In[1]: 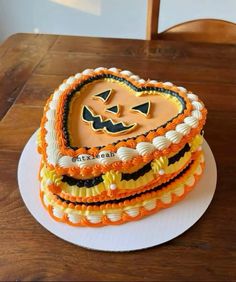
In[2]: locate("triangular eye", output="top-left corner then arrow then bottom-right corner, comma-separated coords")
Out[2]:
106,105 -> 120,116
130,101 -> 151,118
92,89 -> 112,104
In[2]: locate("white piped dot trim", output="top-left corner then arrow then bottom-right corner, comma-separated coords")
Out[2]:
110,184 -> 117,190
130,75 -> 140,81
82,69 -> 93,75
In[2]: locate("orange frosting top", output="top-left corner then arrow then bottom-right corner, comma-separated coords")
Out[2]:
69,80 -> 180,148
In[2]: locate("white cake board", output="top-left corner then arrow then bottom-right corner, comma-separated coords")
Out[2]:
18,132 -> 217,252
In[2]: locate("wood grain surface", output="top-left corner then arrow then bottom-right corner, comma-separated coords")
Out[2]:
0,33 -> 235,282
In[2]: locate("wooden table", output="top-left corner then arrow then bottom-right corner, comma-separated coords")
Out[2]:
0,33 -> 235,281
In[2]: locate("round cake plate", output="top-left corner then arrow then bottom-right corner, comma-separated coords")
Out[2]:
18,131 -> 217,252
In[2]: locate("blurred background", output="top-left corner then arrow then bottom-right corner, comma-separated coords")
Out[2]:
0,0 -> 236,42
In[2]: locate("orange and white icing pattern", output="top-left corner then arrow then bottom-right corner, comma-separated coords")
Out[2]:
37,67 -> 207,227
38,67 -> 207,177
39,135 -> 203,202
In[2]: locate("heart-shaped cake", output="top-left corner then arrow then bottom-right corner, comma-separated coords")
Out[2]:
37,67 -> 207,226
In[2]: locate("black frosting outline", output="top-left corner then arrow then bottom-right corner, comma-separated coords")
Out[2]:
121,162 -> 151,181
61,174 -> 103,188
168,143 -> 190,165
62,74 -> 187,149
56,160 -> 193,206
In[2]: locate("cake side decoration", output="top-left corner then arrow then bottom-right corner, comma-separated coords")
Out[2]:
37,67 -> 207,227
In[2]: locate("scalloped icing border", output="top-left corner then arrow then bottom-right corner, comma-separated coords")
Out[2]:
40,153 -> 205,227
40,147 -> 201,203
38,67 -> 207,177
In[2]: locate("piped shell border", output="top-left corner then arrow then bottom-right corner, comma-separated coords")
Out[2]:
39,67 -> 207,176
40,154 -> 205,227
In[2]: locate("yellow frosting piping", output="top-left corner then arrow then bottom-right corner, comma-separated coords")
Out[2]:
40,140 -> 203,197
41,152 -> 204,218
190,134 -> 203,152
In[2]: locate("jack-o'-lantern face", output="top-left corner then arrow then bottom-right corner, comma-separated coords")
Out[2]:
68,78 -> 182,148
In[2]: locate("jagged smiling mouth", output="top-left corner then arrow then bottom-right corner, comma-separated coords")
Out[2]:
82,105 -> 137,135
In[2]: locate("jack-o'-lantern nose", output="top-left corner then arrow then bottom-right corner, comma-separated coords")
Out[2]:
67,77 -> 181,148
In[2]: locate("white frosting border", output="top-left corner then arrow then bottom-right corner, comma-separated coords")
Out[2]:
42,67 -> 205,168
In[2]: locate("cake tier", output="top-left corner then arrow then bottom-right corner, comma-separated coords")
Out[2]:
40,151 -> 205,227
39,134 -> 203,202
37,67 -> 207,178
